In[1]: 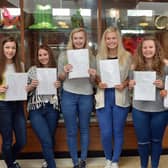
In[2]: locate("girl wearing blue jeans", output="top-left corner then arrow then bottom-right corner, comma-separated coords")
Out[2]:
27,44 -> 60,168
58,28 -> 96,168
129,36 -> 168,168
95,27 -> 132,168
0,36 -> 26,168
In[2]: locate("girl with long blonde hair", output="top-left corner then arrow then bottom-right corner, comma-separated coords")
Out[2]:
58,27 -> 96,168
95,27 -> 132,168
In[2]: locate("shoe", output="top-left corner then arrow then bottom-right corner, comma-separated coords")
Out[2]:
79,160 -> 86,168
73,165 -> 80,168
104,160 -> 112,168
111,162 -> 119,168
13,162 -> 21,168
42,161 -> 48,168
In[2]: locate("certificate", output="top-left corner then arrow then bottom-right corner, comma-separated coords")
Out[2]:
5,73 -> 27,101
134,71 -> 156,101
164,76 -> 168,108
67,49 -> 89,79
99,59 -> 121,88
37,68 -> 57,95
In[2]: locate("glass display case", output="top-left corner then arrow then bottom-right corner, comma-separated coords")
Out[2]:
0,1 -> 21,46
23,0 -> 98,69
103,1 -> 168,55
0,0 -> 168,153
1,0 -> 167,68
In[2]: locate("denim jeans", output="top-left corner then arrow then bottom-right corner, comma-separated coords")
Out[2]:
0,101 -> 27,168
132,108 -> 168,168
96,88 -> 129,162
61,90 -> 93,166
29,103 -> 59,168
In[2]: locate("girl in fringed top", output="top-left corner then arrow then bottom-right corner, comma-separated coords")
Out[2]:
26,44 -> 60,168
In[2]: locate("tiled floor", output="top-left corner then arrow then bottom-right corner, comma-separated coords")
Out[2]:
0,155 -> 168,168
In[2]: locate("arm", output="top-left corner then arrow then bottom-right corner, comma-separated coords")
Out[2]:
58,52 -> 72,81
129,79 -> 136,90
115,56 -> 133,91
26,66 -> 38,93
58,64 -> 73,81
88,68 -> 97,83
0,84 -> 8,93
153,79 -> 164,89
115,79 -> 129,92
160,89 -> 167,97
26,79 -> 39,92
54,80 -> 61,89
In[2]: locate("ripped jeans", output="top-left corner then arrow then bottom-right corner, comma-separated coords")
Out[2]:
132,108 -> 168,168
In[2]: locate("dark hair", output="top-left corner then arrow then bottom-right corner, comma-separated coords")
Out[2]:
0,36 -> 23,72
0,36 -> 23,83
35,44 -> 56,68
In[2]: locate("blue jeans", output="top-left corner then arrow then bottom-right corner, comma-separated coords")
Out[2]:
0,101 -> 26,168
96,88 -> 129,162
132,108 -> 168,168
61,90 -> 93,166
29,103 -> 59,168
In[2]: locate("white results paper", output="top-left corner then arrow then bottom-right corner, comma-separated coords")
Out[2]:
134,71 -> 156,101
99,59 -> 121,88
67,49 -> 89,79
5,73 -> 27,101
37,68 -> 57,95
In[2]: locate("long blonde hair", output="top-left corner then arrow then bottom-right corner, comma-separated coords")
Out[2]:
67,27 -> 89,50
98,27 -> 130,65
133,36 -> 165,76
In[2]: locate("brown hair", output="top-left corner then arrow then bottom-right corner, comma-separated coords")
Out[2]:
0,36 -> 23,84
133,35 -> 165,76
35,44 -> 56,68
0,36 -> 23,72
158,31 -> 168,59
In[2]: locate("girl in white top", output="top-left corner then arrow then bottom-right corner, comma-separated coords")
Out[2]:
0,36 -> 26,168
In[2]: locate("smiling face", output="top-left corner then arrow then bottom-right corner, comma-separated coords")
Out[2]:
105,32 -> 118,50
142,40 -> 156,60
72,31 -> 86,49
3,41 -> 16,63
38,48 -> 49,67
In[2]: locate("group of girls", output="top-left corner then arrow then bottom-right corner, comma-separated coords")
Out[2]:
0,26 -> 168,168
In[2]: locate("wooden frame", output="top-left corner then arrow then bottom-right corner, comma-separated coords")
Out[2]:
0,0 -> 168,155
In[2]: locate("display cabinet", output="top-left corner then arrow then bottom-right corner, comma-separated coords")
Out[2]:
0,1 -> 21,53
23,0 -> 98,69
0,0 -> 168,155
103,1 -> 168,55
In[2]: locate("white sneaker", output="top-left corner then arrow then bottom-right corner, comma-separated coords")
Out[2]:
104,160 -> 112,168
42,161 -> 48,168
111,162 -> 119,168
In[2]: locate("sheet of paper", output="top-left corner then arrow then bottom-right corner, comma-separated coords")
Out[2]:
164,76 -> 168,108
37,68 -> 57,95
134,71 -> 156,101
99,59 -> 121,88
67,49 -> 89,79
5,73 -> 27,101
